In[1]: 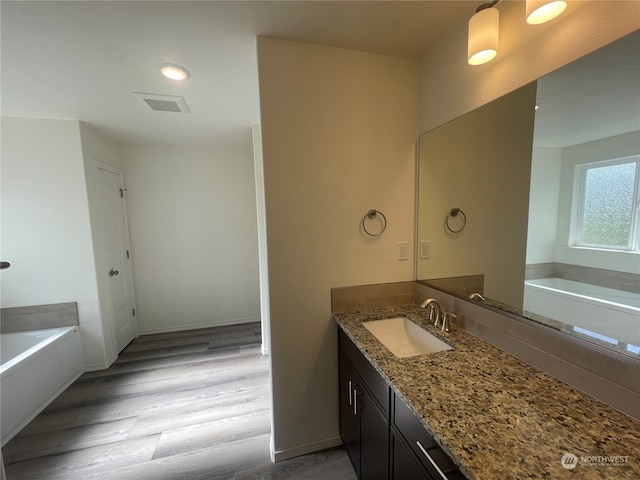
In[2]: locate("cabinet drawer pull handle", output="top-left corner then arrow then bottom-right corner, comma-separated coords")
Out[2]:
353,388 -> 358,415
416,441 -> 448,480
348,380 -> 353,406
353,389 -> 363,416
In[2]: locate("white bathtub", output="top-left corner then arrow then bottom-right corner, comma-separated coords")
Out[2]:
523,278 -> 640,351
1,326 -> 83,446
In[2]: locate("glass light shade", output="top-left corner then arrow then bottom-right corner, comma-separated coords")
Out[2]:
468,8 -> 499,66
160,64 -> 190,80
526,0 -> 567,25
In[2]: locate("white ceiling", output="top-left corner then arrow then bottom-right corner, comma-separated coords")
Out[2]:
533,29 -> 640,148
1,0 -> 477,145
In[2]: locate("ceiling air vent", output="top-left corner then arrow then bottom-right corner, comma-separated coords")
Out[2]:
133,92 -> 191,114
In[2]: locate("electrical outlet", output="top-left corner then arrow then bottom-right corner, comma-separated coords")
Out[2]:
419,240 -> 431,259
397,241 -> 408,261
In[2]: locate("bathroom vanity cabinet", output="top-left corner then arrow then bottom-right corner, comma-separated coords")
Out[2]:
336,305 -> 640,480
338,328 -> 464,480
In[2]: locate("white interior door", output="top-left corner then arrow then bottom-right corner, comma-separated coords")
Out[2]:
97,166 -> 137,352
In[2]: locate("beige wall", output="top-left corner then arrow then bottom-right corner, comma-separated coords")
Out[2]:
419,1 -> 640,134
257,37 -> 418,459
417,83 -> 537,308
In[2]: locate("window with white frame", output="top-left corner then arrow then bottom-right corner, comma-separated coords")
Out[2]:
573,155 -> 640,251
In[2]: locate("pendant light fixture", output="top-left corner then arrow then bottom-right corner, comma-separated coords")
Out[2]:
468,1 -> 500,66
526,0 -> 567,24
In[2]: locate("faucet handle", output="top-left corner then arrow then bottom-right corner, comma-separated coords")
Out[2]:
433,308 -> 441,328
441,312 -> 457,332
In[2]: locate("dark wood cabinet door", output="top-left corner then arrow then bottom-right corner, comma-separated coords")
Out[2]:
339,329 -> 389,416
339,353 -> 361,477
360,386 -> 389,479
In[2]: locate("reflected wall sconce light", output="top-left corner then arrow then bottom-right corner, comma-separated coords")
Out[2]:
468,0 -> 568,66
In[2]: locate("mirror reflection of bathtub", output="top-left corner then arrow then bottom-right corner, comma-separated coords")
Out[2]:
523,278 -> 640,354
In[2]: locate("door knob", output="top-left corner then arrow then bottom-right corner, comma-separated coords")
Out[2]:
109,269 -> 119,277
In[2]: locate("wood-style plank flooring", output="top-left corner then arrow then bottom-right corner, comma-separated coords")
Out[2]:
3,323 -> 356,480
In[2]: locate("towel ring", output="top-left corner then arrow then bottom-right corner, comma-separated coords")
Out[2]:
362,209 -> 387,237
445,208 -> 466,233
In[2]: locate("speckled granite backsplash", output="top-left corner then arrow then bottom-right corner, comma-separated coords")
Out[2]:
335,305 -> 640,480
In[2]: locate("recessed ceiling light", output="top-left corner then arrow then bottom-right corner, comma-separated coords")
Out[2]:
159,64 -> 190,81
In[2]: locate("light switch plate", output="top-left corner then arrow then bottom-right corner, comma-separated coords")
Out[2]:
419,240 -> 431,259
397,241 -> 408,261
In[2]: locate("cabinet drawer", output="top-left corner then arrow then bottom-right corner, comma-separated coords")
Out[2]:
338,328 -> 389,416
392,431 -> 431,480
393,393 -> 460,480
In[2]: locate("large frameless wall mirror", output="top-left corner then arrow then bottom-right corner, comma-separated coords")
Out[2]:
416,30 -> 640,360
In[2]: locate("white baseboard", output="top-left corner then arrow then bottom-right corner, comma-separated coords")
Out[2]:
271,436 -> 343,463
138,316 -> 261,336
83,354 -> 116,372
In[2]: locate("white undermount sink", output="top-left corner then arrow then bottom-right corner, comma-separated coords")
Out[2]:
363,317 -> 453,358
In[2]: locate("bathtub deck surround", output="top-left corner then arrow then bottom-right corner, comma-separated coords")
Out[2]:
1,303 -> 84,446
1,327 -> 82,446
335,305 -> 640,479
0,302 -> 79,333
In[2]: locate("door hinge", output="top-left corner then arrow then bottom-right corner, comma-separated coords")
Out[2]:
126,250 -> 130,259
119,188 -> 127,198
132,308 -> 136,317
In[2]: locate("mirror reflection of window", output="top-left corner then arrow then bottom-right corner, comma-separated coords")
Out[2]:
574,156 -> 640,250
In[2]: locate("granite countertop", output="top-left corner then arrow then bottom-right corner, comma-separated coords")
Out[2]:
334,305 -> 640,480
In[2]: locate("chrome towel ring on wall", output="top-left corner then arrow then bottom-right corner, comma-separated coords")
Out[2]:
362,209 -> 387,237
445,208 -> 466,233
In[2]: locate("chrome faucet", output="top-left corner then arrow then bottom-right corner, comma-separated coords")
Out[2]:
420,298 -> 441,328
469,292 -> 486,302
